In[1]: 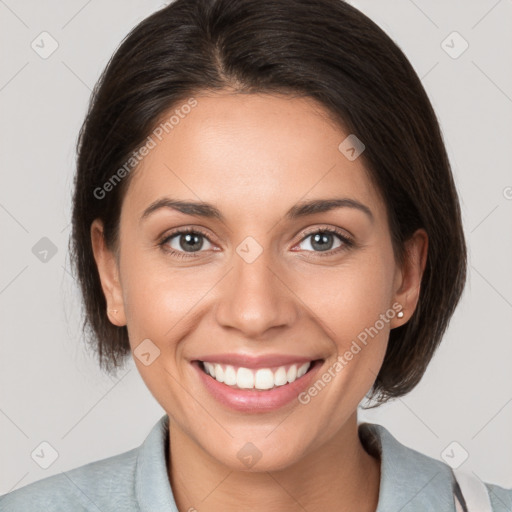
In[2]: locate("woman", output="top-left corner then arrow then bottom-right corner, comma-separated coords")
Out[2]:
1,0 -> 510,510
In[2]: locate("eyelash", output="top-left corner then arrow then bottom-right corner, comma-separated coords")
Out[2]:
158,226 -> 355,260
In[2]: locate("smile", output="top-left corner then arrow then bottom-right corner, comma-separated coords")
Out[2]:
200,361 -> 312,390
192,358 -> 325,413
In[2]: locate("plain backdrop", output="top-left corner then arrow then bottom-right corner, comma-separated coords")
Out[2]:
0,0 -> 511,495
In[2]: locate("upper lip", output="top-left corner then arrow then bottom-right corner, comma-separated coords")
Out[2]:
193,353 -> 322,369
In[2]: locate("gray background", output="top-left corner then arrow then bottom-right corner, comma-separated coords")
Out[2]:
1,0 -> 511,495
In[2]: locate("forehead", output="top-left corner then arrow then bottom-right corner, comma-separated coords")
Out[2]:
122,92 -> 386,225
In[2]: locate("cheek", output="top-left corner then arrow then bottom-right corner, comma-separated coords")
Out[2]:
290,247 -> 395,416
295,248 -> 396,344
118,240 -> 221,366
121,264 -> 194,346
117,235 -> 186,345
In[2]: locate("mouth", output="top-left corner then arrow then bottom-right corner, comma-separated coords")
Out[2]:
191,358 -> 325,412
196,359 -> 322,390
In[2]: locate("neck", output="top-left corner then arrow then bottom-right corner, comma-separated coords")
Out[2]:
167,411 -> 381,512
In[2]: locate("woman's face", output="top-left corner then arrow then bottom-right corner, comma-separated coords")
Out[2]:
93,91 -> 426,471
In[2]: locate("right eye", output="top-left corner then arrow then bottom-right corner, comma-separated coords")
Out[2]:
159,228 -> 215,258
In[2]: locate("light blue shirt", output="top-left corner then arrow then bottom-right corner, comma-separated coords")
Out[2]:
1,414 -> 511,511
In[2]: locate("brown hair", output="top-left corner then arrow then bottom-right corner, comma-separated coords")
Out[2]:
70,0 -> 467,405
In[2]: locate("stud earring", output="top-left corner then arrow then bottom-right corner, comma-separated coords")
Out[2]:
109,309 -> 118,314
397,310 -> 404,318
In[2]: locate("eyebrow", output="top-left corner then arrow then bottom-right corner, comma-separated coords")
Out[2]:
140,197 -> 374,224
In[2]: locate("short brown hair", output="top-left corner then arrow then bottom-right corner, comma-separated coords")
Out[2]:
70,0 -> 467,405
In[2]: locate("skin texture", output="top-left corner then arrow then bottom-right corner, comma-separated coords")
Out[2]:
91,91 -> 428,512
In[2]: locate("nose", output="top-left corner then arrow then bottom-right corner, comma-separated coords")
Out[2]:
214,242 -> 299,338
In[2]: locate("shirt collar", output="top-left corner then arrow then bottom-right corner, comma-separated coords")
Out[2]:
358,422 -> 457,512
135,414 -> 177,512
135,414 -> 456,511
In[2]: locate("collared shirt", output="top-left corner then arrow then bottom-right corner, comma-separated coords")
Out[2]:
1,414 -> 511,511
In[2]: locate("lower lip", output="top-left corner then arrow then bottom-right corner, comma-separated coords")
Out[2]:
192,359 -> 324,413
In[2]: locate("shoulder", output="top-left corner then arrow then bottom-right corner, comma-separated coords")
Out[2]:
359,421 -> 512,511
485,482 -> 512,512
0,447 -> 139,511
0,414 -> 172,512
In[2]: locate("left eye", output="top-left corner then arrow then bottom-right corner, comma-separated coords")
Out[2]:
297,230 -> 346,252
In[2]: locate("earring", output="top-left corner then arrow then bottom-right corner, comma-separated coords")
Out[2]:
397,310 -> 404,318
109,309 -> 118,314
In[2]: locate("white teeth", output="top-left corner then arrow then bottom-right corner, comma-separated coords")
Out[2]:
297,362 -> 309,378
214,364 -> 224,383
286,364 -> 297,383
224,365 -> 237,385
274,366 -> 288,386
201,361 -> 312,390
204,362 -> 214,376
237,367 -> 254,389
254,369 -> 274,390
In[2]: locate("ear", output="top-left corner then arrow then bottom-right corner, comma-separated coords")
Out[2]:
391,228 -> 428,328
90,219 -> 127,326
